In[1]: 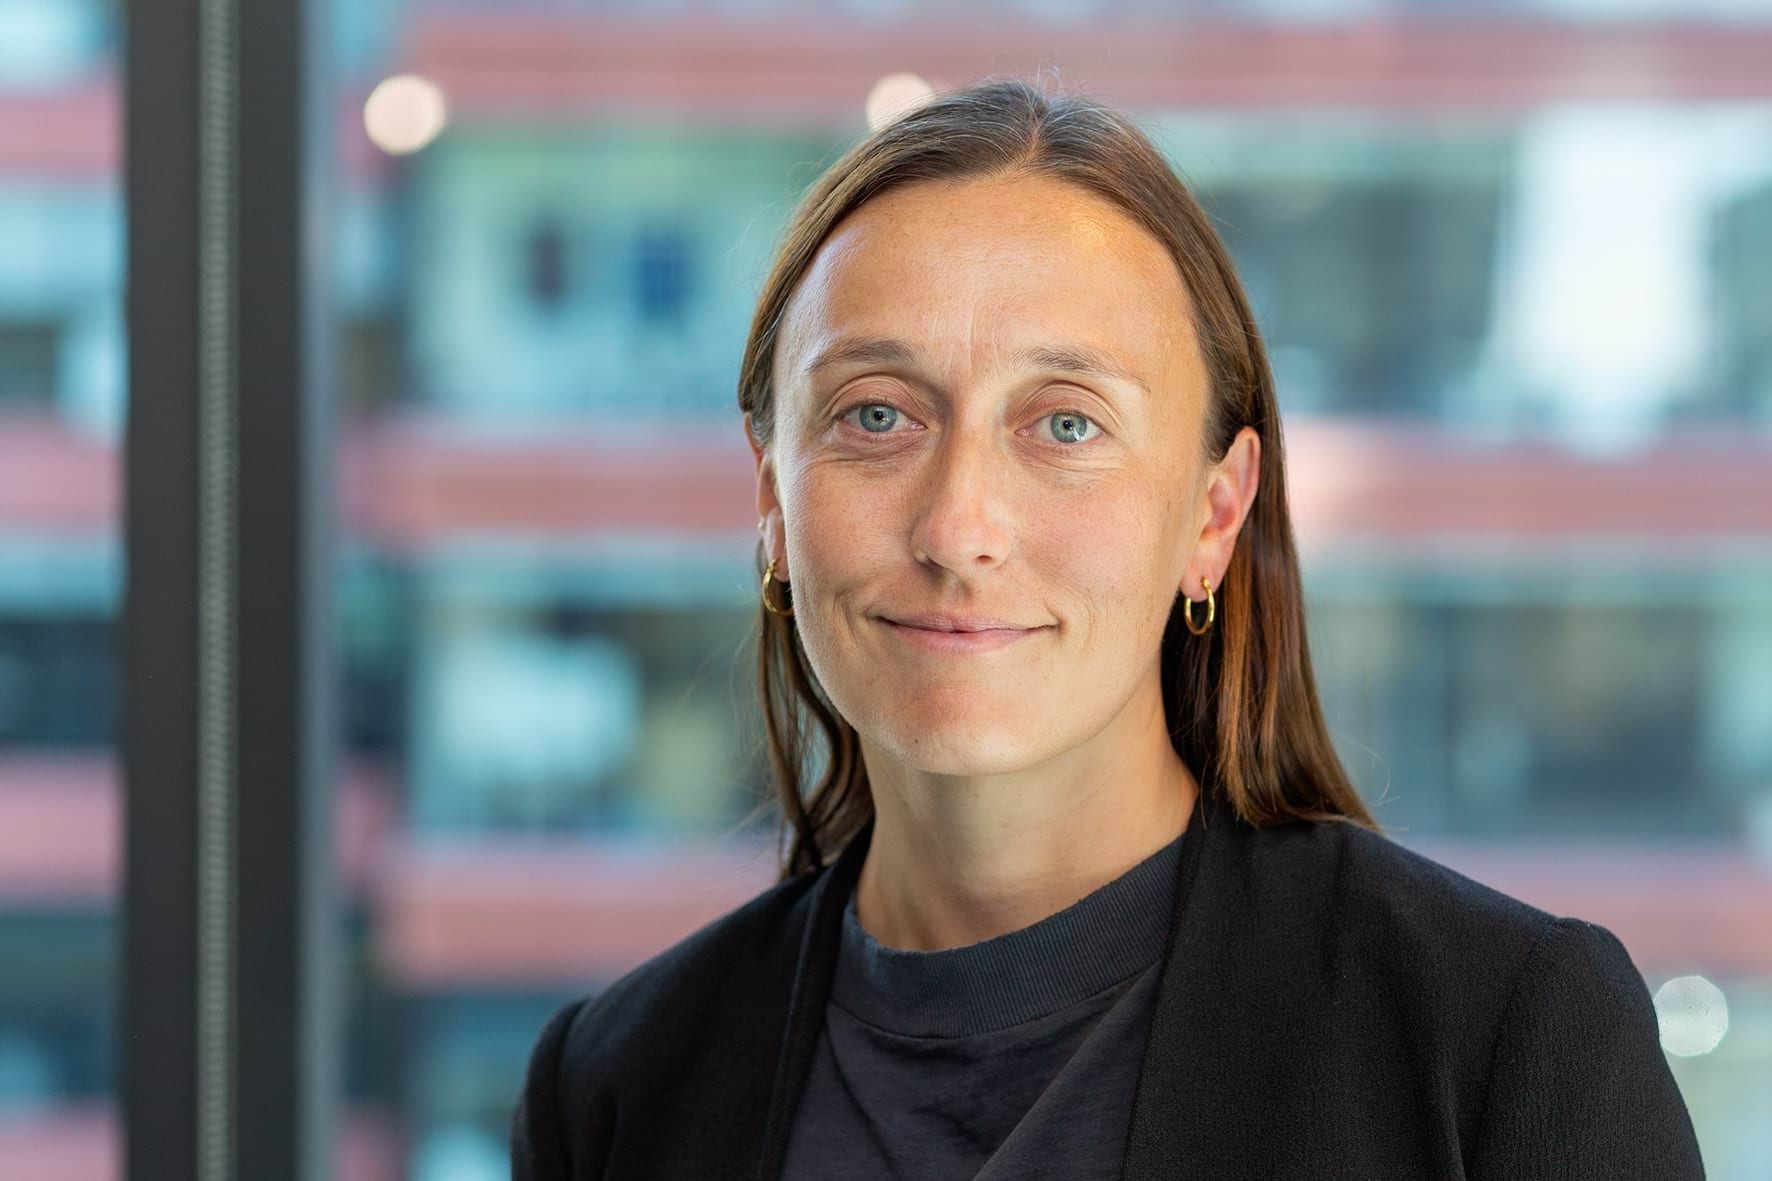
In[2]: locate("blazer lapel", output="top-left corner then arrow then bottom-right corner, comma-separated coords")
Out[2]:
1122,785 -> 1226,1180
753,815 -> 876,1180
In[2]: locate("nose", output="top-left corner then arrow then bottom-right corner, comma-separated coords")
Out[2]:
907,426 -> 1014,577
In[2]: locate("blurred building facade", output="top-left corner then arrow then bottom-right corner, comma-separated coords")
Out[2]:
2,0 -> 1770,1176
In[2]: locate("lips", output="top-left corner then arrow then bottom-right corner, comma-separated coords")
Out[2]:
883,612 -> 1037,633
874,608 -> 1053,658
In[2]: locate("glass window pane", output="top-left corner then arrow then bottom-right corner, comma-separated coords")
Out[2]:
325,6 -> 1772,1179
0,0 -> 123,1176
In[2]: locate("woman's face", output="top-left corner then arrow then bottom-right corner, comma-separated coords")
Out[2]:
753,171 -> 1243,777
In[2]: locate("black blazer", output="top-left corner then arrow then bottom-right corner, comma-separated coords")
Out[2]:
512,787 -> 1706,1179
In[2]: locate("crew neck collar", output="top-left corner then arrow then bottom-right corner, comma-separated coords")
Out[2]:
830,825 -> 1185,1038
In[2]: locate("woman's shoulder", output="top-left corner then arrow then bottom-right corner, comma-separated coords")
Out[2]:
549,859 -> 825,1072
1266,818 -> 1701,1172
1231,812 -> 1656,1037
1166,810 -> 1701,1174
511,861 -> 831,1177
1241,811 -> 1563,948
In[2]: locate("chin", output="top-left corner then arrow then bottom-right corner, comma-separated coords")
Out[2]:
869,711 -> 1049,777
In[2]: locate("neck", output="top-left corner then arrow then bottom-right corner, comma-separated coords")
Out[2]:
851,685 -> 1198,952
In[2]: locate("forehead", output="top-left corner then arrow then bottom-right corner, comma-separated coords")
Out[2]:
775,173 -> 1198,386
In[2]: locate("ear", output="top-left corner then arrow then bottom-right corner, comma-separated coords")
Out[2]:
746,412 -> 785,571
1187,425 -> 1261,597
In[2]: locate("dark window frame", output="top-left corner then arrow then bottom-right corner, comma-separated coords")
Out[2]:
122,0 -> 338,1177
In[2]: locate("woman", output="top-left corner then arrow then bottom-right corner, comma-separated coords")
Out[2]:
512,78 -> 1704,1180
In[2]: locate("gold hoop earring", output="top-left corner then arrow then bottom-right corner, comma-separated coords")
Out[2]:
1183,575 -> 1215,636
762,556 -> 794,618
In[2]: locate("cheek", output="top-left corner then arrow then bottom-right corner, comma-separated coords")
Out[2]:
779,463 -> 902,601
787,461 -> 862,537
1043,496 -> 1180,679
1040,490 -> 1168,620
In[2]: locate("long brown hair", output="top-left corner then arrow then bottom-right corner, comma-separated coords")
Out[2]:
737,76 -> 1380,881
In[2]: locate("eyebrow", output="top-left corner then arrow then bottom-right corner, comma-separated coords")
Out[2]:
801,335 -> 1150,397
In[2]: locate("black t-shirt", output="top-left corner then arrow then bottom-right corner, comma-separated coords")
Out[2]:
781,828 -> 1184,1180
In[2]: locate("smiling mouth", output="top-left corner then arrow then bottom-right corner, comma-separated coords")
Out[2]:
879,611 -> 1043,633
877,617 -> 1049,652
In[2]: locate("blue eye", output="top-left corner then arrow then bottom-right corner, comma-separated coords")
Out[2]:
1046,410 -> 1100,444
851,404 -> 899,433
